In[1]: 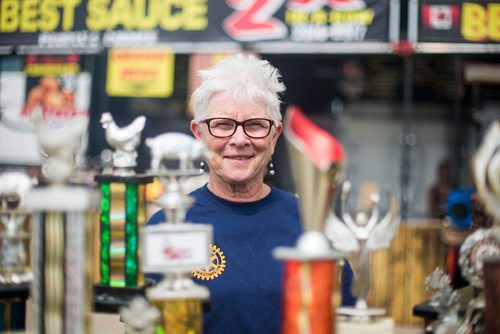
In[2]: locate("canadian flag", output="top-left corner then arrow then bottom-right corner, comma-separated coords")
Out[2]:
422,5 -> 460,30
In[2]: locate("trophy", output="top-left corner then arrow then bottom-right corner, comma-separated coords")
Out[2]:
273,106 -> 345,334
120,297 -> 161,334
0,172 -> 33,331
457,120 -> 500,334
140,132 -> 212,334
325,180 -> 400,333
94,112 -> 154,312
457,228 -> 499,334
483,256 -> 500,334
424,268 -> 462,334
24,113 -> 99,334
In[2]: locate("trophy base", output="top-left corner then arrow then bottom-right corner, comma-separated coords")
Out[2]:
93,284 -> 148,314
95,174 -> 155,184
0,282 -> 30,300
146,282 -> 210,301
0,283 -> 30,331
273,246 -> 342,260
338,306 -> 386,317
337,316 -> 395,334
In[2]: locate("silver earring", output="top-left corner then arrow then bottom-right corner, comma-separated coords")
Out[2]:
199,161 -> 205,173
269,161 -> 275,176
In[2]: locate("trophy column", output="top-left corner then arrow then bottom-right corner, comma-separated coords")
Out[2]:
94,174 -> 153,310
26,186 -> 99,334
274,106 -> 345,334
457,120 -> 500,333
24,114 -> 99,334
0,172 -> 33,332
141,133 -> 213,334
94,112 -> 154,312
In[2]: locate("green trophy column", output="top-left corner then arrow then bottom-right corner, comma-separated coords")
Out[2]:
94,175 -> 153,311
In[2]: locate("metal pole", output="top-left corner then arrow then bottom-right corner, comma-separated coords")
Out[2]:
451,55 -> 462,187
400,55 -> 415,220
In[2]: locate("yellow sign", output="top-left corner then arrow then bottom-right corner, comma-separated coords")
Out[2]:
461,3 -> 500,42
0,0 -> 208,33
106,48 -> 174,98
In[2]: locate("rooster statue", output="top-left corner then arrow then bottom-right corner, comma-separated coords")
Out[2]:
32,111 -> 89,184
100,112 -> 146,175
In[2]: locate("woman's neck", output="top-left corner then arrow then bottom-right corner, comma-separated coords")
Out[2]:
207,178 -> 271,203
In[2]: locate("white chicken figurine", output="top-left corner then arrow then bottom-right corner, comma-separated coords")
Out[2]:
100,112 -> 146,174
32,111 -> 89,184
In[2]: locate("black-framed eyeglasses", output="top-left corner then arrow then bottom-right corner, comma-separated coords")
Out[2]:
200,118 -> 275,139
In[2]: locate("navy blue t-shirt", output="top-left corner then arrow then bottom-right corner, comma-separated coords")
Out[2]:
147,184 -> 355,334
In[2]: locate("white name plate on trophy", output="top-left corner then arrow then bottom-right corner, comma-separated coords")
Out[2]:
141,224 -> 212,273
337,316 -> 395,334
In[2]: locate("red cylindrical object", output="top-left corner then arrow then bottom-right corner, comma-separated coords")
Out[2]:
484,257 -> 500,334
281,260 -> 337,334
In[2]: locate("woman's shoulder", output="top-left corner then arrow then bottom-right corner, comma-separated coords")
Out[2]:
269,187 -> 300,216
147,209 -> 165,225
271,186 -> 298,204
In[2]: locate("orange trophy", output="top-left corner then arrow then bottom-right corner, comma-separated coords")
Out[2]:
273,106 -> 345,334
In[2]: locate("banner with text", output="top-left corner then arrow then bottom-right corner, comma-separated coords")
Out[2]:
0,0 -> 390,48
418,0 -> 500,43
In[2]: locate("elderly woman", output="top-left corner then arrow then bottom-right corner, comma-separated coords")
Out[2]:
147,54 -> 355,333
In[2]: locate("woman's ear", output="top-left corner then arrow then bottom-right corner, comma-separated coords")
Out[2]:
272,122 -> 283,146
190,120 -> 202,141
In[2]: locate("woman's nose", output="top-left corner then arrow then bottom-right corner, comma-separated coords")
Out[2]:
230,125 -> 249,143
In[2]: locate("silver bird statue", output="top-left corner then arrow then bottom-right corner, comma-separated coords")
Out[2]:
325,180 -> 400,321
100,112 -> 146,174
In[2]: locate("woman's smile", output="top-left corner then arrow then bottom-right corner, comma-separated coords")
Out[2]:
225,154 -> 253,161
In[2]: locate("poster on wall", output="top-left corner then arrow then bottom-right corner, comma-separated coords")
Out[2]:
106,48 -> 175,98
0,0 -> 390,49
0,54 -> 91,165
418,0 -> 500,43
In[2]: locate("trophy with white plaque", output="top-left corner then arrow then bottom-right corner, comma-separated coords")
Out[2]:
273,106 -> 344,334
325,180 -> 400,333
24,113 -> 99,334
141,132 -> 213,334
0,172 -> 33,332
94,112 -> 154,312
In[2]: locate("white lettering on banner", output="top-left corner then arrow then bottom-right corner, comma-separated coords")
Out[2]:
290,24 -> 329,41
36,30 -> 158,48
38,31 -> 100,48
102,30 -> 158,47
329,23 -> 367,41
290,23 -> 367,42
223,0 -> 287,41
287,0 -> 326,13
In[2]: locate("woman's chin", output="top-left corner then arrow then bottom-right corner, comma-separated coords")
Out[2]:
224,172 -> 259,186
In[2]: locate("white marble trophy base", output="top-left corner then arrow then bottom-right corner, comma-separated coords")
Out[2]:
337,316 -> 395,334
146,280 -> 210,301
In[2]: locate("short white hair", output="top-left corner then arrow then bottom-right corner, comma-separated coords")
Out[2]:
190,54 -> 286,122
